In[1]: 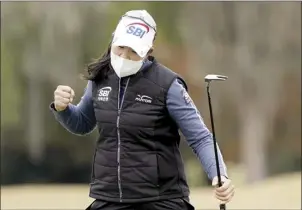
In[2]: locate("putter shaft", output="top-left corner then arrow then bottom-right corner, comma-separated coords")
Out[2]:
206,83 -> 226,210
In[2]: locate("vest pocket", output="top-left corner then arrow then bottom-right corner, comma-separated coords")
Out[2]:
120,152 -> 158,186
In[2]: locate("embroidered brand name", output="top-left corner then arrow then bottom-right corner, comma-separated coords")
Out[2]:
135,94 -> 152,104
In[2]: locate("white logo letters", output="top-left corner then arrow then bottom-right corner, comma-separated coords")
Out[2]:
98,87 -> 112,101
135,94 -> 152,104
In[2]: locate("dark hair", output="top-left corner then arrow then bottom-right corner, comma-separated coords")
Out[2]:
82,40 -> 112,82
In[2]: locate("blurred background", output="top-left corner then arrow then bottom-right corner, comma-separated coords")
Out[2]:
1,1 -> 301,209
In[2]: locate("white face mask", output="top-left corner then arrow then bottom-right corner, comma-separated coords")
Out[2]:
110,51 -> 144,78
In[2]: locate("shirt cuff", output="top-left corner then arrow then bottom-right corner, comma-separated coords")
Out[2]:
49,102 -> 70,115
49,102 -> 57,111
208,166 -> 228,181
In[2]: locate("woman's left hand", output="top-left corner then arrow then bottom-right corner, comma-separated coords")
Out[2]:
212,176 -> 235,204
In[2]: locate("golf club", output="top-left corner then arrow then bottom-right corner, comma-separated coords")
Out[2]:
204,74 -> 228,210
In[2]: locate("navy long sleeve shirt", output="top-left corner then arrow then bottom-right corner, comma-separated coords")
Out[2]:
50,63 -> 227,180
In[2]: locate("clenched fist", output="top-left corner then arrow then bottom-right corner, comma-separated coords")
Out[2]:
54,85 -> 75,111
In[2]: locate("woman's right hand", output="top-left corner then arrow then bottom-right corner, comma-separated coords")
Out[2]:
54,85 -> 75,111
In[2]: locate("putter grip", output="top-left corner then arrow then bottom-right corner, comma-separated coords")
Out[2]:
220,204 -> 226,210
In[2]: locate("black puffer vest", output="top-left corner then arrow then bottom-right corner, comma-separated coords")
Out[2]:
89,57 -> 190,203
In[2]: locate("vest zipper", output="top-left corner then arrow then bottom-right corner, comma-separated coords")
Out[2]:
117,77 -> 130,202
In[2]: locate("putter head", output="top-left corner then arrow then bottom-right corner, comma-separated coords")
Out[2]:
204,74 -> 228,82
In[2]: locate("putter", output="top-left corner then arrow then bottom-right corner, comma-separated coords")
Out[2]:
204,74 -> 228,210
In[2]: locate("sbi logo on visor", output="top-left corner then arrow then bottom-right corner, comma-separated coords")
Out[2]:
126,22 -> 150,38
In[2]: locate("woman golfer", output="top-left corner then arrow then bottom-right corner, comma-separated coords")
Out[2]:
50,10 -> 235,210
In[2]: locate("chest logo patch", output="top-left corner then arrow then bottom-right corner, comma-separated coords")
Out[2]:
97,86 -> 112,102
135,94 -> 152,104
